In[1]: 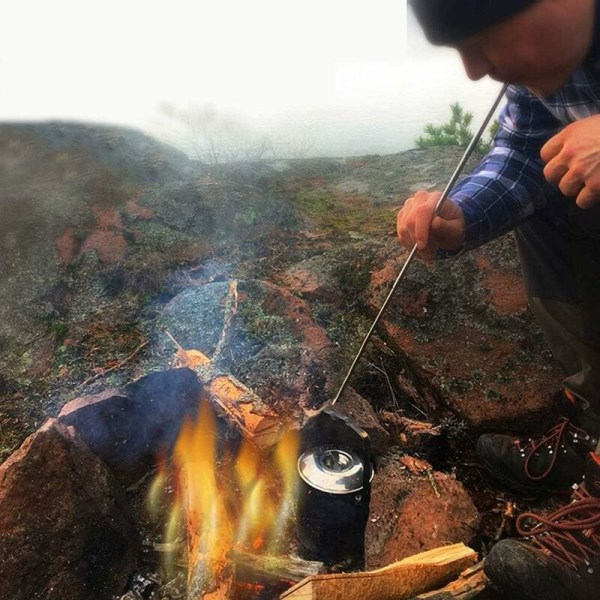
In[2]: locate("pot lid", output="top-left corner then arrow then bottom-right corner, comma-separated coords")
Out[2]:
297,446 -> 372,494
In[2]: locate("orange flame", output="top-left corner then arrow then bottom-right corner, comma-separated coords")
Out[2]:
148,400 -> 300,592
174,400 -> 233,574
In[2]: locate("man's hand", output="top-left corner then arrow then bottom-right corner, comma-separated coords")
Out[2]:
541,114 -> 600,209
396,190 -> 467,259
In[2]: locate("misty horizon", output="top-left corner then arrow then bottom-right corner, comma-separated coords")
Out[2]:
1,1 -> 501,159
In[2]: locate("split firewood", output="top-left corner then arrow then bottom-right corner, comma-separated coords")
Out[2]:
180,426 -> 236,599
408,562 -> 488,599
280,543 -> 477,600
166,331 -> 283,449
201,374 -> 284,449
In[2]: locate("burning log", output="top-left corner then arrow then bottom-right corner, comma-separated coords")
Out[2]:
159,385 -> 300,600
280,543 -> 477,600
173,400 -> 237,600
187,559 -> 235,600
201,374 -> 284,449
167,331 -> 284,449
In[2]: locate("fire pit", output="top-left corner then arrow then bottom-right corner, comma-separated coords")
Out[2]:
0,285 -> 485,600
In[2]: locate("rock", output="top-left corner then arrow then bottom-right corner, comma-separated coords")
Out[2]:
58,368 -> 202,469
366,237 -> 563,431
365,454 -> 480,569
332,387 -> 390,456
79,230 -> 129,264
280,263 -> 342,304
0,419 -> 138,600
154,279 -> 336,415
335,179 -> 370,195
279,241 -> 384,306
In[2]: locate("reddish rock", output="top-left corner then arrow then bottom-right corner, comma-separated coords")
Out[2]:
92,205 -> 124,230
367,252 -> 434,320
0,419 -> 138,600
125,199 -> 155,220
365,454 -> 480,569
280,267 -> 341,304
55,228 -> 79,266
365,238 -> 564,431
476,255 -> 528,316
79,231 -> 128,264
260,281 -> 333,354
381,321 -> 561,429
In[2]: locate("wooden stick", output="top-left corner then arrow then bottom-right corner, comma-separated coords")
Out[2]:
234,551 -> 324,584
81,340 -> 148,387
212,280 -> 238,366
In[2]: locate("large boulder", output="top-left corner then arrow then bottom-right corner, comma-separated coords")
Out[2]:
154,279 -> 338,415
0,419 -> 138,600
365,454 -> 480,569
58,368 -> 202,469
366,237 -> 564,430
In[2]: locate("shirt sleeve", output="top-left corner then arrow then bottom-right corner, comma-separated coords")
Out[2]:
446,84 -> 563,252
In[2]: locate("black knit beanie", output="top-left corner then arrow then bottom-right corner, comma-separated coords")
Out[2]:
409,0 -> 539,45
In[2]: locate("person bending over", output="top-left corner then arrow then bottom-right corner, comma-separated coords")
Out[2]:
402,1 -> 600,597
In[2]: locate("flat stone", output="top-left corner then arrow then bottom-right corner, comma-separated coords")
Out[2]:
154,280 -> 336,415
335,179 -> 369,195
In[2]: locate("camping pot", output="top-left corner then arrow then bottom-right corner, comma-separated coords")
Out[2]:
295,410 -> 373,569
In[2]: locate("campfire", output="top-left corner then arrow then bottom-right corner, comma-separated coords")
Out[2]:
134,332 -> 481,600
147,398 -> 300,599
0,281 -> 489,600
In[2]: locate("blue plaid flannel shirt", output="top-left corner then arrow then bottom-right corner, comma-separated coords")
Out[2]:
449,23 -> 600,251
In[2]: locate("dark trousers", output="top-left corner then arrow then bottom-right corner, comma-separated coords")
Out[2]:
515,187 -> 600,438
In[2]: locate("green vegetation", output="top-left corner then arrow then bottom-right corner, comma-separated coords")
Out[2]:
137,222 -> 197,251
290,187 -> 391,238
416,102 -> 499,154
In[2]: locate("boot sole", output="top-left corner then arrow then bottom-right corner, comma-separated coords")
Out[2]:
479,458 -> 573,497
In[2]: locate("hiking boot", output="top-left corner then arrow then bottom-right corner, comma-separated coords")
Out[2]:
477,417 -> 598,494
484,454 -> 600,600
